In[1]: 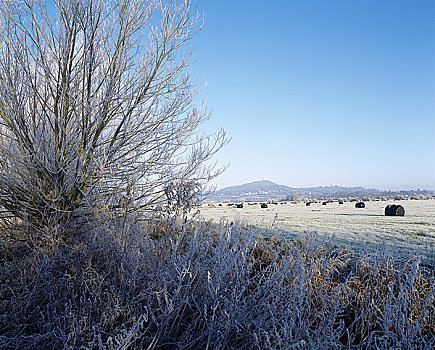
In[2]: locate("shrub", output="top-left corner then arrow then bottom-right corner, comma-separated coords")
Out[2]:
0,0 -> 225,234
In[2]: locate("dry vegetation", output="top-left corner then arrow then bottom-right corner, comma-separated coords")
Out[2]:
1,216 -> 434,349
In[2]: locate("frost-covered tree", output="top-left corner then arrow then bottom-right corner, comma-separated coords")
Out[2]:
0,0 -> 225,228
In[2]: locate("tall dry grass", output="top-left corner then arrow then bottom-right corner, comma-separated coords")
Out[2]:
1,215 -> 434,349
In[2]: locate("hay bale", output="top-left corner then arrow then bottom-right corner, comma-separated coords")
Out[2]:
385,204 -> 405,216
261,203 -> 268,209
235,203 -> 243,208
355,202 -> 365,208
306,202 -> 311,206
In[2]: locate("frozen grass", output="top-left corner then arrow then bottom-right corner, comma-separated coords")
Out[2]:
1,215 -> 434,349
199,200 -> 435,265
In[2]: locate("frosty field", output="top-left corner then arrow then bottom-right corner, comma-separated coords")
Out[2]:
198,200 -> 435,264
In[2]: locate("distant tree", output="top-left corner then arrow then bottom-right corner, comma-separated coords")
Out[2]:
0,0 -> 225,231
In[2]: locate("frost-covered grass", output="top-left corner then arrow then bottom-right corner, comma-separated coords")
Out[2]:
1,216 -> 434,349
199,200 -> 435,265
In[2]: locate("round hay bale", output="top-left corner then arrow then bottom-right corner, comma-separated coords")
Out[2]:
261,203 -> 268,209
339,201 -> 344,204
355,202 -> 365,208
322,202 -> 327,205
385,204 -> 405,216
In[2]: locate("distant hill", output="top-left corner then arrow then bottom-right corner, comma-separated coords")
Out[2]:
205,180 -> 434,202
214,180 -> 293,196
206,180 -> 290,202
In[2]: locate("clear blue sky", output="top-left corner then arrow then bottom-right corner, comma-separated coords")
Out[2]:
191,0 -> 435,190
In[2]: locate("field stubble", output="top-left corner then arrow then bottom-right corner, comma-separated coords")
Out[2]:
199,200 -> 435,264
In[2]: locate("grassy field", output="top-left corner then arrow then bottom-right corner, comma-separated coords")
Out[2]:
199,199 -> 435,264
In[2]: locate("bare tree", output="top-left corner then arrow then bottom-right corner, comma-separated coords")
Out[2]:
0,0 -> 225,230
